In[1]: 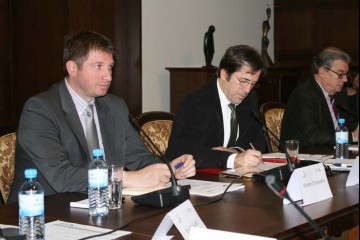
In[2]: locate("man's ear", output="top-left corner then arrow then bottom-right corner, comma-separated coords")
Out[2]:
318,66 -> 327,76
219,69 -> 228,81
66,61 -> 77,76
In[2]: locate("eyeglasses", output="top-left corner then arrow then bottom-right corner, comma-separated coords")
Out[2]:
236,76 -> 260,88
322,65 -> 347,80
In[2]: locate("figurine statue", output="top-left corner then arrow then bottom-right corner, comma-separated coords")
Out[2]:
261,8 -> 274,66
203,25 -> 215,68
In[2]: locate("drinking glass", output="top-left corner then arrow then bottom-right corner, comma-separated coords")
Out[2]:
285,140 -> 299,164
108,165 -> 123,209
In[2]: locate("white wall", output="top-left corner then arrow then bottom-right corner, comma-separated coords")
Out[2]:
142,0 -> 274,112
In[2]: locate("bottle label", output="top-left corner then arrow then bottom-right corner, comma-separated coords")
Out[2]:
336,132 -> 348,144
19,192 -> 44,217
88,169 -> 108,188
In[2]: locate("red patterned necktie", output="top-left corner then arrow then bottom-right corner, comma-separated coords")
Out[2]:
328,95 -> 339,119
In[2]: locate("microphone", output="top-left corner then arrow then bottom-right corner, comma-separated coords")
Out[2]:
265,175 -> 329,240
251,110 -> 318,183
336,103 -> 359,120
128,114 -> 190,208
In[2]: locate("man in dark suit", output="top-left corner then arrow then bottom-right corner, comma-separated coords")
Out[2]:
280,47 -> 358,148
166,45 -> 266,169
9,31 -> 195,202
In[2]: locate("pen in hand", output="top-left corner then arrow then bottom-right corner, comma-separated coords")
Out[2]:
250,142 -> 265,165
174,162 -> 184,169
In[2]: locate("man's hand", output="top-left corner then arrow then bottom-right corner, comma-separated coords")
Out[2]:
234,149 -> 262,168
172,154 -> 196,179
123,163 -> 171,188
352,126 -> 358,142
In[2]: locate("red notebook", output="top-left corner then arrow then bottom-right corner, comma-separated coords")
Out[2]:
197,168 -> 224,174
262,158 -> 286,163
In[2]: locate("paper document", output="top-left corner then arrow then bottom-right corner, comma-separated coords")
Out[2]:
45,220 -> 131,239
70,198 -> 89,208
0,224 -> 18,229
262,153 -> 333,162
220,162 -> 285,178
346,156 -> 359,186
349,144 -> 359,152
323,159 -> 355,172
177,179 -> 244,197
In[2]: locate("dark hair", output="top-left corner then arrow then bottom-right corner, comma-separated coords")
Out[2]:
63,30 -> 116,77
216,45 -> 265,80
346,69 -> 359,88
311,47 -> 351,74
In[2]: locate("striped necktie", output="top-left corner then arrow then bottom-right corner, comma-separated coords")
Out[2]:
227,103 -> 238,147
85,104 -> 100,155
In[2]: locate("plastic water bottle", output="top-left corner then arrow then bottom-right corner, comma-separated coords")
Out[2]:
335,118 -> 349,159
18,168 -> 45,240
88,148 -> 109,216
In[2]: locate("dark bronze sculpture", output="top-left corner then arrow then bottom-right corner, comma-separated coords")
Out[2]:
261,8 -> 274,66
203,25 -> 215,68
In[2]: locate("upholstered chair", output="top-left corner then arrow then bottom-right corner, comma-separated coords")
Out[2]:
135,111 -> 174,156
0,132 -> 16,204
259,102 -> 286,152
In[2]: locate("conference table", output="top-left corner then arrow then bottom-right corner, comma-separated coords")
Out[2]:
0,170 -> 358,239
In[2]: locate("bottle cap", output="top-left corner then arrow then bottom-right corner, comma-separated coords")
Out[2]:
338,118 -> 345,124
24,168 -> 37,178
92,148 -> 103,157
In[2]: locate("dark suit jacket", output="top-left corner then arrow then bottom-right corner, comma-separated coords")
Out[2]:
166,76 -> 266,169
335,88 -> 359,125
9,81 -> 160,202
280,77 -> 356,148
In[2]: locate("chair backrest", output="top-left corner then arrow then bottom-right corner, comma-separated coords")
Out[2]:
259,102 -> 286,152
0,132 -> 16,204
135,111 -> 174,156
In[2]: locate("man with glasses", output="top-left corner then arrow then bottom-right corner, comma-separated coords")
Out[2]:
166,45 -> 266,169
280,47 -> 358,148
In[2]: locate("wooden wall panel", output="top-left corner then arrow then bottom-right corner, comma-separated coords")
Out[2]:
112,0 -> 142,115
0,0 -> 141,125
0,0 -> 12,124
318,7 -> 359,62
11,0 -> 67,123
275,7 -> 317,65
274,0 -> 359,67
68,0 -> 142,115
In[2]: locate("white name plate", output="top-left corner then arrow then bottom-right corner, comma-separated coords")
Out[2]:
152,199 -> 206,240
285,163 -> 333,206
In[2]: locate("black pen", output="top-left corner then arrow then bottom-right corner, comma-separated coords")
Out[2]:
250,142 -> 265,165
